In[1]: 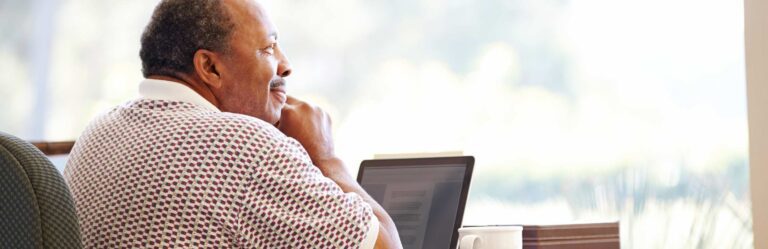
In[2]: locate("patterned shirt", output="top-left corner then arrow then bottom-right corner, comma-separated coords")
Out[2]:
64,79 -> 378,248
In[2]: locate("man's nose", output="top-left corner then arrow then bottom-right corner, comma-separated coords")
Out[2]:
276,49 -> 292,77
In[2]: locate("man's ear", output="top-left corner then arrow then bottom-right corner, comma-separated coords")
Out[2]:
193,49 -> 224,89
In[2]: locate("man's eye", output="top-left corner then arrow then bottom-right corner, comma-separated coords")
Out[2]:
263,44 -> 275,55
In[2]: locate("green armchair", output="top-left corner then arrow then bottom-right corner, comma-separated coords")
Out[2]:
0,132 -> 82,249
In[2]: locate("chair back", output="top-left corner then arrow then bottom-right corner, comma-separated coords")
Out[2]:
0,132 -> 82,249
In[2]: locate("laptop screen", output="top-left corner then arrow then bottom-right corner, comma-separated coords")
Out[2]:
357,157 -> 474,249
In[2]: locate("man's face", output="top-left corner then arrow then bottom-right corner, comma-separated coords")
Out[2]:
215,0 -> 291,124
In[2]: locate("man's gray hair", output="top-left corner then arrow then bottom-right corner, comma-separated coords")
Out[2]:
139,0 -> 235,78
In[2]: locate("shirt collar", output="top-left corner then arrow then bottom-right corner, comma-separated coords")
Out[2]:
139,79 -> 220,112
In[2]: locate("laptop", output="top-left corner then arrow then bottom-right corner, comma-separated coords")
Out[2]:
357,156 -> 474,249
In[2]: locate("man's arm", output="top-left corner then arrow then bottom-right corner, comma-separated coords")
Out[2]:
277,96 -> 403,249
316,157 -> 402,249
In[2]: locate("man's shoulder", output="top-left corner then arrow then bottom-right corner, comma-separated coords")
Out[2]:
211,111 -> 287,142
89,98 -> 288,147
148,100 -> 289,145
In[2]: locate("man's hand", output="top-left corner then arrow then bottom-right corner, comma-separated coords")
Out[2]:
276,96 -> 403,248
276,96 -> 337,166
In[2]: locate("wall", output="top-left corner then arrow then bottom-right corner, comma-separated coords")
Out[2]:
746,0 -> 768,248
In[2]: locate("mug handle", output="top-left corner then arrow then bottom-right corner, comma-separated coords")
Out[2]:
459,235 -> 480,249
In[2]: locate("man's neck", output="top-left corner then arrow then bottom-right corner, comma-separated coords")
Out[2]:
147,74 -> 221,109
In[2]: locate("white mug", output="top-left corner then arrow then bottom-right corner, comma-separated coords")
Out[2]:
457,226 -> 523,249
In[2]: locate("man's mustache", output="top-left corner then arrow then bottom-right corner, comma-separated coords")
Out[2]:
269,78 -> 286,89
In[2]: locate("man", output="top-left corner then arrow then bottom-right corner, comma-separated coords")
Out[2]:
64,0 -> 402,248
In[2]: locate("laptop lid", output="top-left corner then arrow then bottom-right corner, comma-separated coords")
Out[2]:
357,156 -> 474,249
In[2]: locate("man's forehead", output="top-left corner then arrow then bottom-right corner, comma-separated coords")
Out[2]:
224,0 -> 278,38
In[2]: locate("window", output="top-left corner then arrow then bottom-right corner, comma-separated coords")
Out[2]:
0,0 -> 750,247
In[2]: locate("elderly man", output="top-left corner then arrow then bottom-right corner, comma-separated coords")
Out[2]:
63,0 -> 401,248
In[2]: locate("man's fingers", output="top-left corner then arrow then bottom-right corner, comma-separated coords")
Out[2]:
278,96 -> 300,128
281,96 -> 299,112
284,95 -> 314,111
285,95 -> 300,105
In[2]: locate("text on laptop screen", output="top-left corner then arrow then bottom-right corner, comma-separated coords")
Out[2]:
359,164 -> 466,249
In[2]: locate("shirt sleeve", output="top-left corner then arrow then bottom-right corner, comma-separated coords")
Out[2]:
360,211 -> 379,249
238,137 -> 377,248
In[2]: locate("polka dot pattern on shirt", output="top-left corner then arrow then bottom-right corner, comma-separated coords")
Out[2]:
64,99 -> 373,248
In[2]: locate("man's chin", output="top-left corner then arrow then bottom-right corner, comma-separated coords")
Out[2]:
241,108 -> 280,125
265,108 -> 282,126
265,98 -> 286,125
